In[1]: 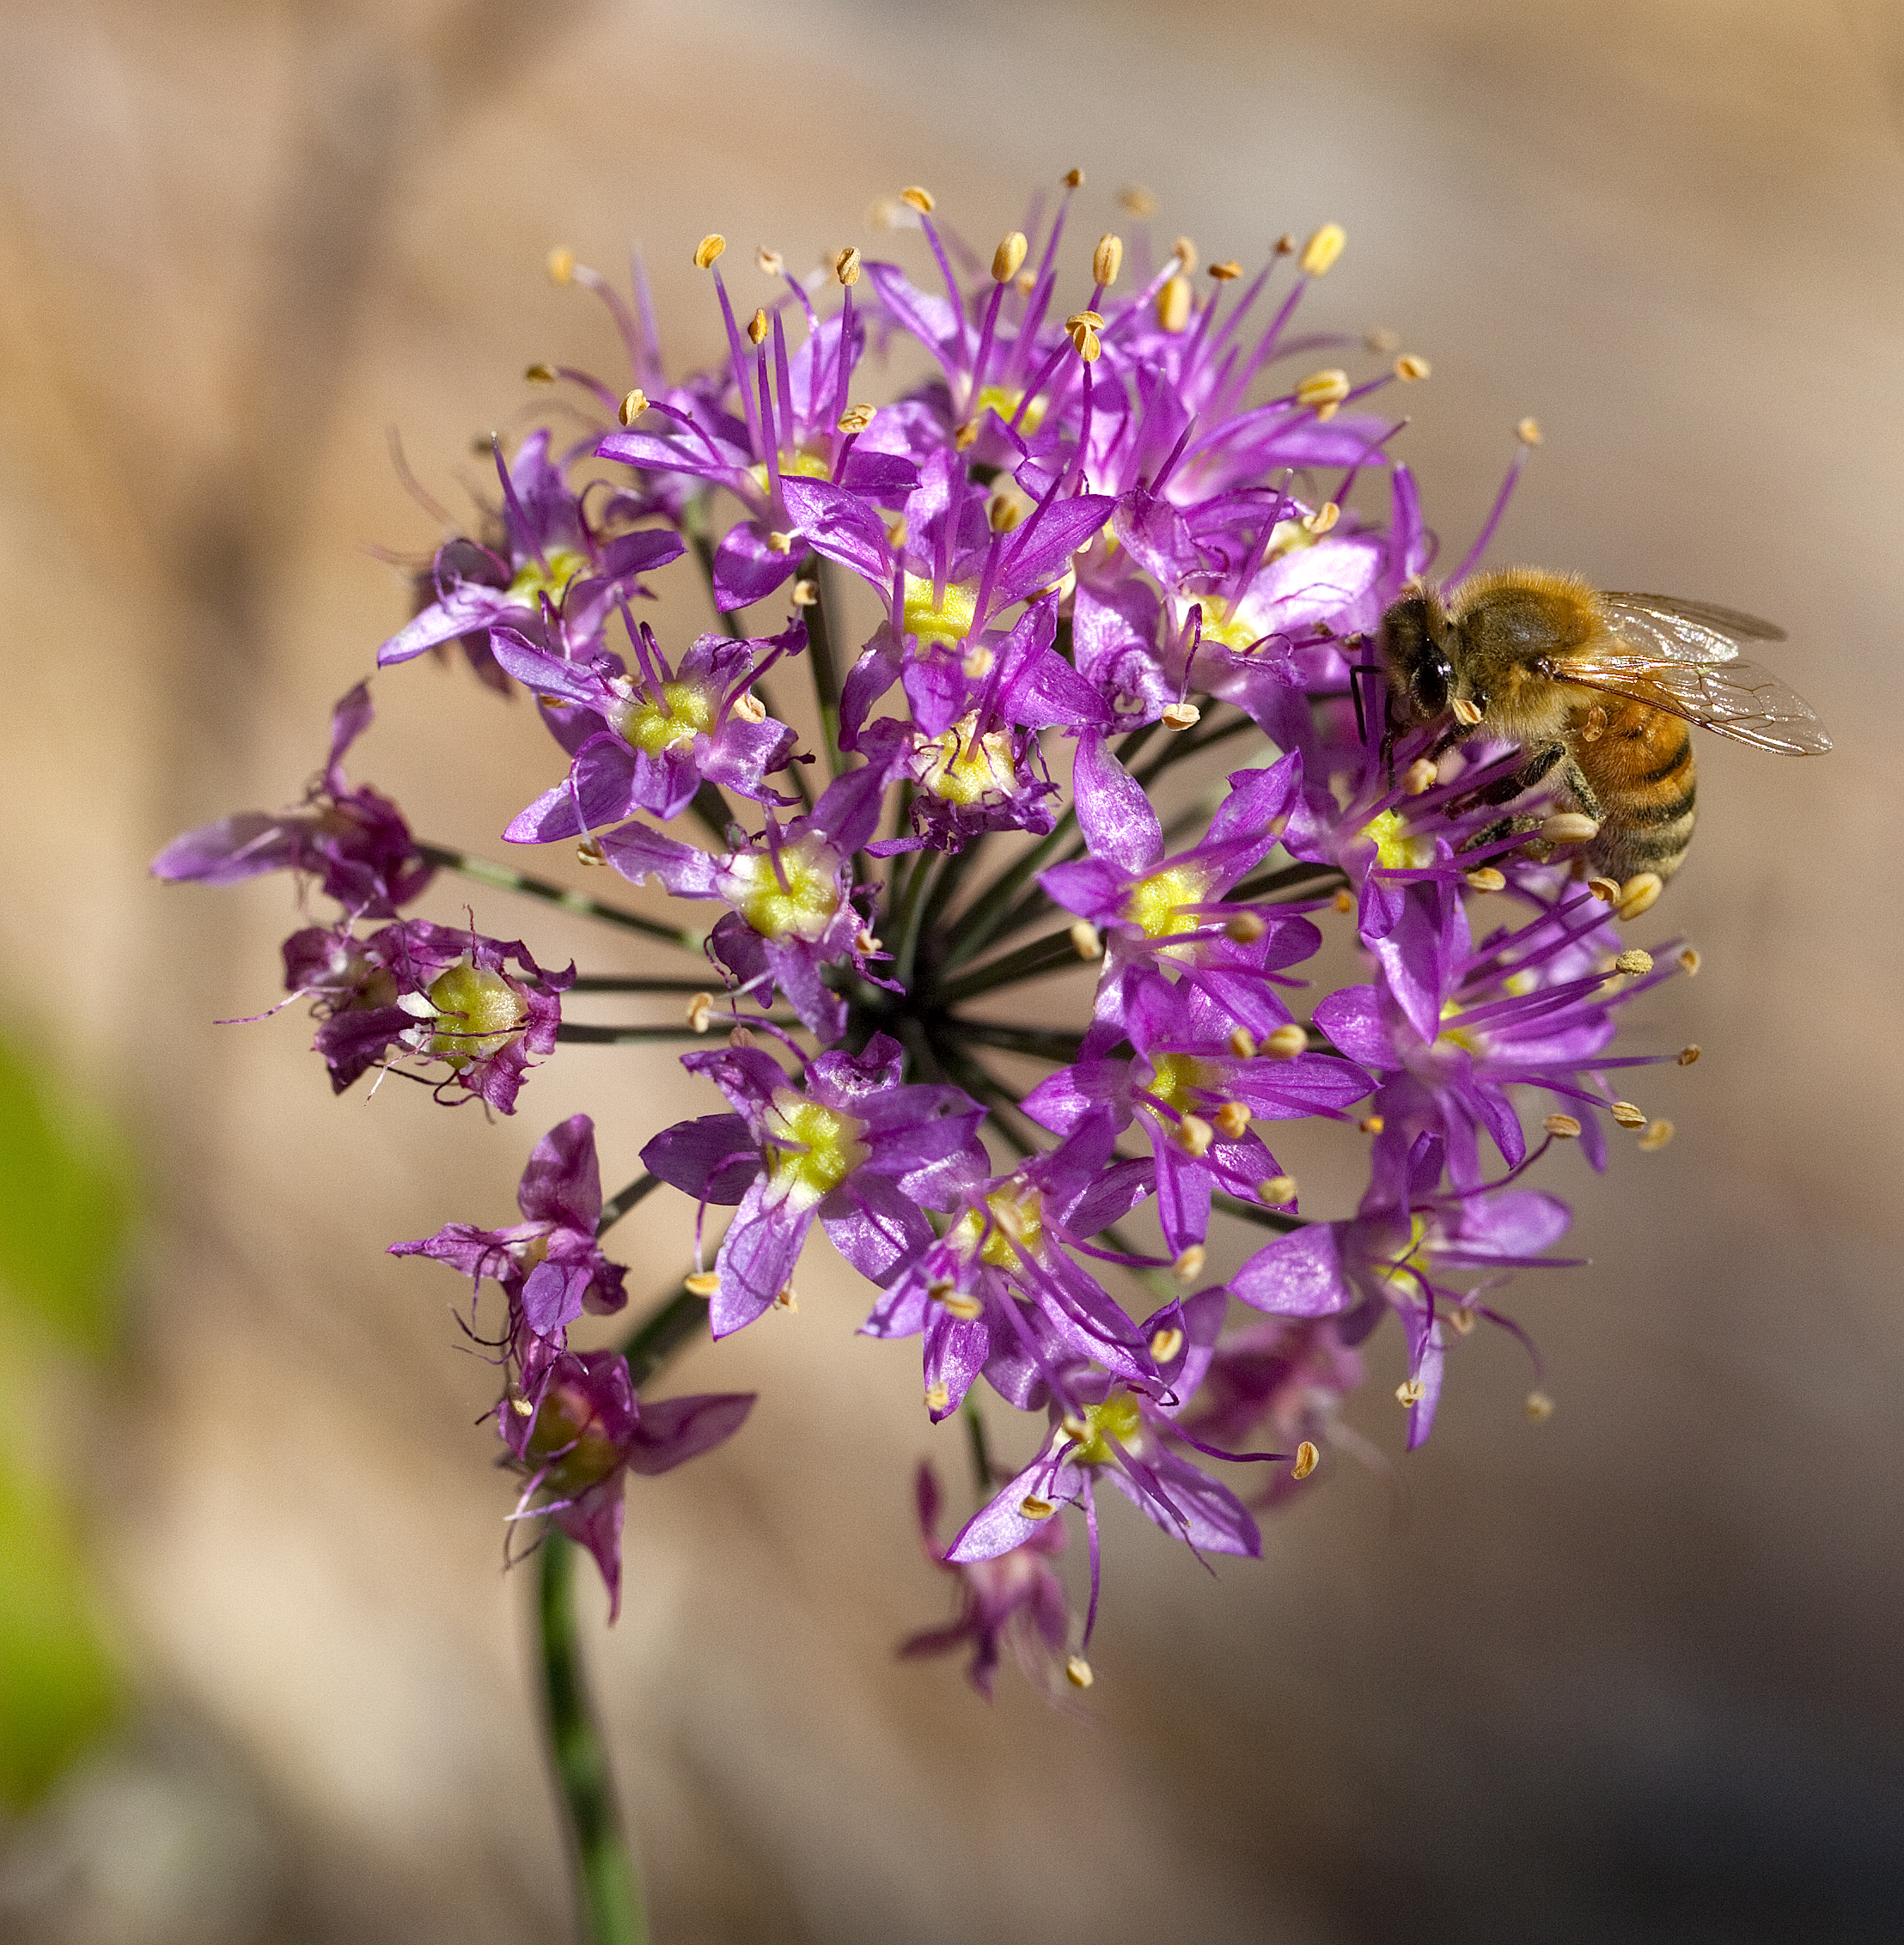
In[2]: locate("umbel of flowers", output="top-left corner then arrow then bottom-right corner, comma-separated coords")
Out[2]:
156,176 -> 1695,1699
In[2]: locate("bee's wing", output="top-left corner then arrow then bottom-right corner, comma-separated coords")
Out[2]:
1601,592 -> 1787,662
1562,654 -> 1833,753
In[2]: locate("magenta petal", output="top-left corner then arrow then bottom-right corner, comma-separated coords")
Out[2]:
1230,1224 -> 1353,1317
624,1392 -> 755,1475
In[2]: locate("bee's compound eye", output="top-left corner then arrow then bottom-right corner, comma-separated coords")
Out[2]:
1413,653 -> 1451,718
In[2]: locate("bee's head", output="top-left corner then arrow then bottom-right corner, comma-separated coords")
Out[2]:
1378,585 -> 1456,726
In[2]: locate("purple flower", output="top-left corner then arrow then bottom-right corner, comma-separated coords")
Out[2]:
389,1114 -> 627,1338
641,1033 -> 987,1336
899,1461 -> 1075,1700
284,918 -> 571,1111
379,430 -> 685,669
496,618 -> 802,831
152,683 -> 432,918
947,1290 -> 1266,1625
502,1347 -> 754,1619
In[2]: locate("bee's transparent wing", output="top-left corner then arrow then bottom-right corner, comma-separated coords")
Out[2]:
1565,654 -> 1833,753
1600,592 -> 1786,663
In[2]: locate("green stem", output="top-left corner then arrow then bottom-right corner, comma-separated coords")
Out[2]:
537,1533 -> 647,1945
570,976 -> 726,995
934,810 -> 1077,974
689,781 -> 735,848
940,1018 -> 1085,1064
556,1021 -> 798,1045
936,929 -> 1081,1005
1211,1189 -> 1304,1234
1227,861 -> 1347,903
803,557 -> 844,777
962,1395 -> 993,1497
595,1172 -> 661,1237
418,844 -> 703,953
620,1285 -> 711,1387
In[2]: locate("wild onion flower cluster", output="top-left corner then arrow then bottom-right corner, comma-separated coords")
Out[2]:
155,178 -> 1696,1695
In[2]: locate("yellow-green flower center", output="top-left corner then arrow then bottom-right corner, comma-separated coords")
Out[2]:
1434,1000 -> 1486,1057
1068,1389 -> 1144,1466
902,575 -> 980,649
747,448 -> 833,497
523,1382 -> 622,1497
1144,1051 -> 1217,1114
426,960 -> 527,1066
764,1091 -> 869,1204
973,384 -> 1044,435
506,546 -> 590,610
1123,863 -> 1212,941
950,1186 -> 1044,1272
915,713 -> 1016,807
611,680 -> 717,755
728,836 -> 840,942
1359,808 -> 1432,871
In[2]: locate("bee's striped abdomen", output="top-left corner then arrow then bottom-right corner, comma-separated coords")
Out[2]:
1577,700 -> 1698,884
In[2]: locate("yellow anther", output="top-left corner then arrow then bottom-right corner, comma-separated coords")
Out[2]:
992,230 -> 1028,283
1015,271 -> 1036,295
1065,1655 -> 1095,1689
961,644 -> 995,680
1525,1391 -> 1555,1423
684,1271 -> 720,1297
576,838 -> 607,868
1153,1322 -> 1189,1369
1366,326 -> 1401,354
1264,1022 -> 1308,1061
1156,275 -> 1193,334
732,691 -> 766,724
1608,1101 -> 1646,1128
1516,416 -> 1543,445
1119,184 -> 1158,216
1094,234 -> 1123,286
772,1284 -> 798,1312
834,246 -> 862,285
1213,1101 -> 1250,1140
1451,695 -> 1485,726
886,516 -> 908,549
1174,1114 -> 1215,1159
756,246 -> 784,275
837,404 -> 876,435
1464,866 -> 1506,893
1677,947 -> 1702,977
1063,167 -> 1085,188
1358,1113 -> 1385,1135
1019,1495 -> 1056,1521
1333,888 -> 1355,914
1168,1239 -> 1205,1288
1586,875 -> 1621,903
1616,873 -> 1663,921
791,579 -> 816,605
1295,369 -> 1351,419
693,234 -> 726,270
1209,259 -> 1242,281
1225,910 -> 1266,943
1613,948 -> 1653,977
987,493 -> 1023,534
1543,1113 -> 1582,1139
1068,320 -> 1103,362
925,1381 -> 950,1413
1396,1377 -> 1426,1406
1638,1119 -> 1675,1152
727,1027 -> 756,1049
766,530 -> 795,555
747,307 -> 769,346
618,389 -> 649,426
943,1290 -> 983,1320
1300,223 -> 1346,276
1541,811 -> 1600,844
1228,1027 -> 1258,1059
686,992 -> 715,1034
525,363 -> 557,384
547,247 -> 576,284
1449,1304 -> 1478,1336
1274,232 -> 1297,254
954,418 -> 984,451
1259,1174 -> 1297,1204
854,928 -> 882,957
1172,235 -> 1199,273
1162,701 -> 1201,732
1292,1440 -> 1321,1479
1403,757 -> 1438,796
1394,353 -> 1431,381
1302,501 -> 1340,534
510,1391 -> 534,1417
1677,1045 -> 1700,1067
900,185 -> 936,213
1070,918 -> 1102,961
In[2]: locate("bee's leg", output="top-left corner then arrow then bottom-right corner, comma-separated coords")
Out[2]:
1445,740 -> 1567,819
1459,812 -> 1547,858
1555,756 -> 1602,822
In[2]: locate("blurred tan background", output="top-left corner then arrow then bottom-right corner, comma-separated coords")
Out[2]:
3,0 -> 1902,1939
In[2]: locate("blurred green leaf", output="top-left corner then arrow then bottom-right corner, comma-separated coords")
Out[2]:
0,1031 -> 133,1358
0,1452 -> 119,1809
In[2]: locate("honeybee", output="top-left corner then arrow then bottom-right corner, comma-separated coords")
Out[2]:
1378,568 -> 1831,910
